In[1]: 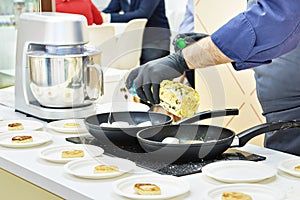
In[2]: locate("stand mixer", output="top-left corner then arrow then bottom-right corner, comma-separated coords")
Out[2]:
15,12 -> 103,120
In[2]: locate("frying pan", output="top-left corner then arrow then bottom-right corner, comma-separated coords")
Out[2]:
84,109 -> 239,146
137,121 -> 300,162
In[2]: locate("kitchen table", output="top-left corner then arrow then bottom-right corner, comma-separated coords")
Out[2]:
0,94 -> 300,199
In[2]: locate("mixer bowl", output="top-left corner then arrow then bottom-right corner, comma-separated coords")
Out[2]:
27,47 -> 103,108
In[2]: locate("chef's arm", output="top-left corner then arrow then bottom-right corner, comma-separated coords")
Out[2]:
125,0 -> 300,105
183,0 -> 300,70
182,36 -> 233,69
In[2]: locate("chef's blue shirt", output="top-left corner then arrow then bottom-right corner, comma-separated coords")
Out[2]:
211,0 -> 300,70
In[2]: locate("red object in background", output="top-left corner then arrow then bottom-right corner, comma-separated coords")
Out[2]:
55,0 -> 103,25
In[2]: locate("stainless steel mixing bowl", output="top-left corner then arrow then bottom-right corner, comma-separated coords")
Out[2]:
27,47 -> 103,108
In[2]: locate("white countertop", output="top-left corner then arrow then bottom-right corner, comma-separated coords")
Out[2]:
1,91 -> 300,199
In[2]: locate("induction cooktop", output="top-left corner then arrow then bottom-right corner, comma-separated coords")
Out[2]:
66,135 -> 266,177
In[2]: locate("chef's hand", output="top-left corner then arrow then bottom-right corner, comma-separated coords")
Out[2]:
125,51 -> 188,104
173,33 -> 208,52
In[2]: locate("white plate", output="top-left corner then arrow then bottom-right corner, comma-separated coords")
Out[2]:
64,157 -> 136,179
47,119 -> 88,133
96,102 -> 149,113
113,175 -> 190,200
204,184 -> 285,200
278,158 -> 300,177
0,119 -> 44,132
202,160 -> 276,183
39,144 -> 104,163
0,131 -> 52,148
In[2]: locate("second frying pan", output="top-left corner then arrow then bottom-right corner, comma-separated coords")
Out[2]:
137,121 -> 300,162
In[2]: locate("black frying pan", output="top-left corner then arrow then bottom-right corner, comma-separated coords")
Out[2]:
137,121 -> 300,162
85,111 -> 172,145
84,109 -> 239,146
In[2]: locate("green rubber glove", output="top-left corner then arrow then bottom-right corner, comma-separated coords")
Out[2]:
173,32 -> 208,52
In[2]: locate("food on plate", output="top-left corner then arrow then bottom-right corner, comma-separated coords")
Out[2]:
162,137 -> 180,144
134,183 -> 161,195
61,149 -> 84,158
294,165 -> 300,172
221,192 -> 253,200
100,121 -> 152,128
184,140 -> 204,144
11,135 -> 33,143
159,80 -> 200,118
93,165 -> 119,173
63,123 -> 80,128
8,122 -> 24,131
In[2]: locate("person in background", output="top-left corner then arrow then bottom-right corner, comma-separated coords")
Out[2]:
178,0 -> 194,34
126,0 -> 300,156
101,0 -> 171,64
55,0 -> 103,25
175,0 -> 195,87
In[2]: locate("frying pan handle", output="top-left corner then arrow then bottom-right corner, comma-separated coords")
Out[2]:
233,121 -> 300,147
176,108 -> 239,124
